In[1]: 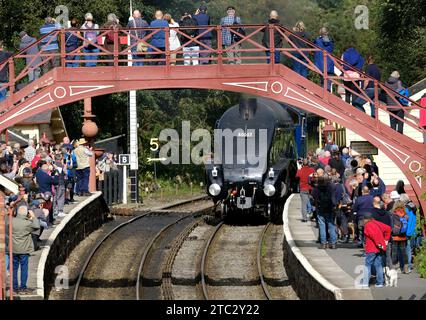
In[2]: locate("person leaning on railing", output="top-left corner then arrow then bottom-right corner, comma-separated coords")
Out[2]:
39,17 -> 61,73
127,10 -> 149,67
262,10 -> 283,64
179,12 -> 199,66
81,13 -> 100,67
220,6 -> 242,65
102,13 -> 122,66
313,27 -> 334,92
0,41 -> 13,102
385,71 -> 407,134
64,18 -> 81,68
193,5 -> 212,65
18,31 -> 41,82
164,13 -> 181,66
149,10 -> 169,65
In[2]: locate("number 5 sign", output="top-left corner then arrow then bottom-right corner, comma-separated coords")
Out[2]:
119,154 -> 131,166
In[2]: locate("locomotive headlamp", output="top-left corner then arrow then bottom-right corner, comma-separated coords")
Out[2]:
209,183 -> 221,197
268,168 -> 274,179
212,167 -> 218,178
263,184 -> 276,197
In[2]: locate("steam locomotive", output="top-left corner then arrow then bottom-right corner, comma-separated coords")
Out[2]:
205,97 -> 298,223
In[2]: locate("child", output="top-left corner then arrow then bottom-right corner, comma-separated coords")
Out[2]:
362,213 -> 391,287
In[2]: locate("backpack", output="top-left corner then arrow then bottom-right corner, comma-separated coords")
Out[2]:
397,88 -> 410,106
232,17 -> 245,43
83,23 -> 98,49
340,185 -> 352,206
106,30 -> 115,44
391,213 -> 407,236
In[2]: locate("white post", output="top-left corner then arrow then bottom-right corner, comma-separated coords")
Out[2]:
123,165 -> 128,205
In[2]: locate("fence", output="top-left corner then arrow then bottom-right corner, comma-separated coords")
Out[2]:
97,169 -> 123,206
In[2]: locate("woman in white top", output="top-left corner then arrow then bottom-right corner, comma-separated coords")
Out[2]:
164,14 -> 181,65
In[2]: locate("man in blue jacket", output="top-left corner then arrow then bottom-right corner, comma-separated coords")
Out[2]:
149,10 -> 169,65
342,45 -> 365,105
39,17 -> 61,74
314,27 -> 334,92
352,186 -> 374,247
35,164 -> 54,194
194,5 -> 212,65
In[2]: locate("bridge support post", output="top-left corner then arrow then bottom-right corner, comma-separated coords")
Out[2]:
82,98 -> 98,193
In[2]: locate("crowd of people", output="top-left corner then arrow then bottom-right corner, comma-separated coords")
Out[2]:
296,145 -> 422,288
1,136 -> 117,294
1,5 -> 420,135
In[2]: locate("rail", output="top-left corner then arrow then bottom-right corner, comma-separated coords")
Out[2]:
0,24 -> 424,136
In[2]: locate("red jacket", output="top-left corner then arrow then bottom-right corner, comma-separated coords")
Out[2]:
364,220 -> 391,254
296,166 -> 315,191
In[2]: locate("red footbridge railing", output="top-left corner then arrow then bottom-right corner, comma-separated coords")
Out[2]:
0,24 -> 424,133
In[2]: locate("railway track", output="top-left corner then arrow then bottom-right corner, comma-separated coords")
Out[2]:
73,197 -> 211,300
200,222 -> 297,300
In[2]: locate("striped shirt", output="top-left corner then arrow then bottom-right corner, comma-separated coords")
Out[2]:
220,15 -> 241,46
40,22 -> 61,52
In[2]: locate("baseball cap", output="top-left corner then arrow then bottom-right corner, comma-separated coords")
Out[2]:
390,191 -> 400,200
23,167 -> 32,176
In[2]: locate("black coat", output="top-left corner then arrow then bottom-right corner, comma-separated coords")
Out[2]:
262,19 -> 283,48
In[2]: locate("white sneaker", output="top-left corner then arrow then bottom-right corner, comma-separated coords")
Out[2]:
57,212 -> 66,218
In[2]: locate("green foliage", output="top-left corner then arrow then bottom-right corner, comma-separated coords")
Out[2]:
376,0 -> 426,84
415,238 -> 426,278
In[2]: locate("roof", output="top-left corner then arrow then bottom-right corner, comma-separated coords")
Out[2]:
18,110 -> 52,125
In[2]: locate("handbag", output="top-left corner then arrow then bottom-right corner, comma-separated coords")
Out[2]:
232,17 -> 245,43
137,42 -> 148,52
133,19 -> 148,52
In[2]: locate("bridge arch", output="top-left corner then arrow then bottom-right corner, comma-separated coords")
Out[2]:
0,66 -> 424,210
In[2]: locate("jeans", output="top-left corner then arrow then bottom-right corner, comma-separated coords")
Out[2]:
338,210 -> 349,236
131,46 -> 144,66
225,44 -> 241,64
363,252 -> 384,286
391,240 -> 407,267
389,109 -> 404,134
344,81 -> 360,104
0,83 -> 7,102
13,254 -> 29,290
199,39 -> 212,64
320,73 -> 333,92
66,55 -> 80,67
292,53 -> 308,78
365,87 -> 377,118
183,46 -> 200,66
6,253 -> 9,271
41,50 -> 59,73
149,47 -> 165,65
356,216 -> 365,245
53,185 -> 66,216
266,50 -> 281,64
318,211 -> 337,244
300,191 -> 310,220
28,67 -> 41,82
83,47 -> 100,67
383,241 -> 393,268
76,167 -> 90,193
406,238 -> 412,271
